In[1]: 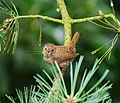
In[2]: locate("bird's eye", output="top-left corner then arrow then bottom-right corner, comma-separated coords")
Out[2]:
52,49 -> 54,52
44,47 -> 47,50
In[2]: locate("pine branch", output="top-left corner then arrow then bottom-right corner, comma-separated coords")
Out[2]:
56,0 -> 72,46
6,56 -> 112,103
14,15 -> 63,24
1,0 -> 120,53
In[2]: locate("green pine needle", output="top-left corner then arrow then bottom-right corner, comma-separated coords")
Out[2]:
6,56 -> 112,103
0,0 -> 19,53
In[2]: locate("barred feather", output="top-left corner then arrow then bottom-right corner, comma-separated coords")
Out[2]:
69,31 -> 80,51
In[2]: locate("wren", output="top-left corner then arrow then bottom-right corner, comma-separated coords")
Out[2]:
42,32 -> 80,70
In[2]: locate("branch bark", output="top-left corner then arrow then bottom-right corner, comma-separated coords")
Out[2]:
56,0 -> 72,46
14,15 -> 63,24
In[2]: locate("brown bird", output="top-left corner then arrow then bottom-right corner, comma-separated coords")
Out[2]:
42,32 -> 80,71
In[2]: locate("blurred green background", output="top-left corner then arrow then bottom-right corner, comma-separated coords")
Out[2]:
0,0 -> 120,102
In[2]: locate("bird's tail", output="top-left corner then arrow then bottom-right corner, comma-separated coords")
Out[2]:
69,31 -> 80,51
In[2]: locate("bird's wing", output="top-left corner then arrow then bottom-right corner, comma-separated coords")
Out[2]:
53,46 -> 79,63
